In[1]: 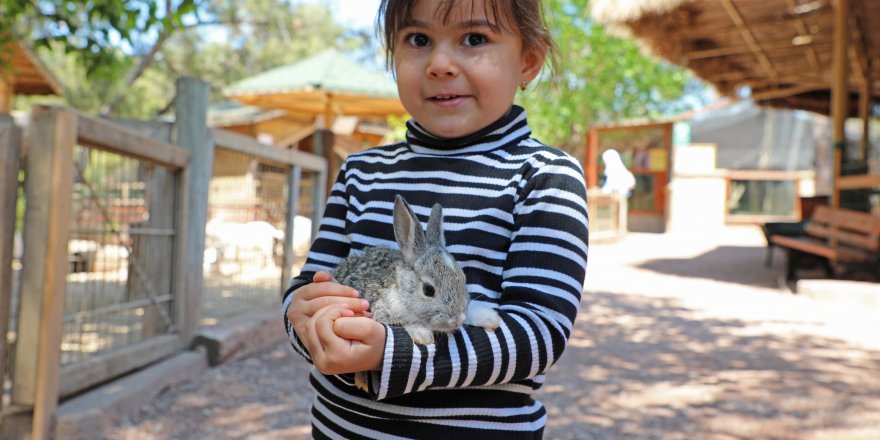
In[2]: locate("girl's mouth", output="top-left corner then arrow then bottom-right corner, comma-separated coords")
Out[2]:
429,95 -> 468,106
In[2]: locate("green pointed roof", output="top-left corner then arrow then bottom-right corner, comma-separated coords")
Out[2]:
224,49 -> 398,99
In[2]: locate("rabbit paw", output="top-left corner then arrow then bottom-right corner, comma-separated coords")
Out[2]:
465,304 -> 500,331
355,372 -> 369,393
405,326 -> 435,345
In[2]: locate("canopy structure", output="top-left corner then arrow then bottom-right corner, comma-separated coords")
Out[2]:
591,0 -> 879,116
223,49 -> 406,125
591,0 -> 880,208
0,41 -> 63,111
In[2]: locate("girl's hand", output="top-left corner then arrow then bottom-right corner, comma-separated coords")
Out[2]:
288,271 -> 370,354
306,304 -> 386,375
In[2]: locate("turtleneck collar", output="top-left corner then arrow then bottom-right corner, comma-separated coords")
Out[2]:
404,105 -> 531,155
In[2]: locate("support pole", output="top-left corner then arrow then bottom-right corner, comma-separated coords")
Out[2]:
0,115 -> 21,417
172,77 -> 211,342
281,165 -> 302,291
830,0 -> 850,209
0,77 -> 13,113
13,106 -> 76,440
858,75 -> 871,161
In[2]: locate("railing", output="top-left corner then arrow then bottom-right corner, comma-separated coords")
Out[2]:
4,105 -> 190,438
201,128 -> 326,324
0,77 -> 328,439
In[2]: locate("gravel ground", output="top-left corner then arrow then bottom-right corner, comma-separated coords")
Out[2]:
106,226 -> 880,440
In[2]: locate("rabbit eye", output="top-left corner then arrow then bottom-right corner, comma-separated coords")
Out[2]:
423,284 -> 435,297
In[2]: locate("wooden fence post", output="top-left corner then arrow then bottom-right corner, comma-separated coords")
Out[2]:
0,114 -> 21,416
12,106 -> 76,440
281,165 -> 302,291
172,77 -> 211,341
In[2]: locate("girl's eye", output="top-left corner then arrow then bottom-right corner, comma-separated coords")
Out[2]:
463,33 -> 487,47
406,33 -> 430,47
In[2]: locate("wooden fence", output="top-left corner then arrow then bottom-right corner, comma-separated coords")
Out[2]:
0,77 -> 327,439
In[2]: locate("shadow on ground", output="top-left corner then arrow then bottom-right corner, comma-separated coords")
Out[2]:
539,291 -> 880,439
636,245 -> 782,289
108,278 -> 880,439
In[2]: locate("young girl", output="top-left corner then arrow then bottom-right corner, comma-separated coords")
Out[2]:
283,0 -> 589,437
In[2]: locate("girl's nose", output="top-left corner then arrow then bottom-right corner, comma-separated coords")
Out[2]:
426,46 -> 459,78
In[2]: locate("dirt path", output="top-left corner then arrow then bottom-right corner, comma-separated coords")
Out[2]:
108,226 -> 880,439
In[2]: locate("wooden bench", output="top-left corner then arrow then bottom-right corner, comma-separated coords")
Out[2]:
770,205 -> 880,284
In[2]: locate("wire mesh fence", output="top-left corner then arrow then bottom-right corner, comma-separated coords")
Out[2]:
202,148 -> 312,325
0,99 -> 327,432
60,145 -> 178,366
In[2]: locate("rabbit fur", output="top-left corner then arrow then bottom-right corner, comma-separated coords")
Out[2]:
332,195 -> 500,392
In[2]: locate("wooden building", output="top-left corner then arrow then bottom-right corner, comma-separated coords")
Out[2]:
0,42 -> 63,111
223,49 -> 407,194
591,0 -> 880,212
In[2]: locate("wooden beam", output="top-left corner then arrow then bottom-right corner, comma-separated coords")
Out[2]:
848,2 -> 871,83
687,37 -> 831,61
720,0 -> 779,80
585,127 -> 599,188
751,83 -> 828,101
837,174 -> 880,190
281,165 -> 302,291
785,0 -> 821,69
0,76 -> 12,112
13,106 -> 76,440
859,76 -> 871,160
0,115 -> 21,417
172,77 -> 211,344
77,112 -> 190,169
58,335 -> 180,398
746,74 -> 829,90
276,125 -> 317,149
830,0 -> 849,209
212,128 -> 327,172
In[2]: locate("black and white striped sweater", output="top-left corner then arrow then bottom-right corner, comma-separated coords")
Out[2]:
282,105 -> 589,439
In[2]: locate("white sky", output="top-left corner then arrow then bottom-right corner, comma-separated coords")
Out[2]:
307,0 -> 382,29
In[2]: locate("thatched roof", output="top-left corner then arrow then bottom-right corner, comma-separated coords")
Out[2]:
591,0 -> 880,116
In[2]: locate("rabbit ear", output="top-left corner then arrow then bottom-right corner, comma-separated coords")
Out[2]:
425,203 -> 445,246
393,195 -> 426,263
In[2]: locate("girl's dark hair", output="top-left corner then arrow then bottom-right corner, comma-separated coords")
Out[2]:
376,0 -> 557,76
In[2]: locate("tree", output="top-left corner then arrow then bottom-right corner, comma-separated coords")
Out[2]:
5,0 -> 372,118
157,1 -> 372,104
1,1 -> 200,80
518,0 -> 708,158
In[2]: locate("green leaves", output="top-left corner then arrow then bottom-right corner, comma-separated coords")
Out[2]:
518,0 -> 704,158
1,0 -> 202,80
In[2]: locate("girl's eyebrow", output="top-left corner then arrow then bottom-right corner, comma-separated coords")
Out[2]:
402,18 -> 498,30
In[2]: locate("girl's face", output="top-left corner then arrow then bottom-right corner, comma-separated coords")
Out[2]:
393,0 -> 544,139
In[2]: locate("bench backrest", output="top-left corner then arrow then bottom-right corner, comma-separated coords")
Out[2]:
804,205 -> 880,252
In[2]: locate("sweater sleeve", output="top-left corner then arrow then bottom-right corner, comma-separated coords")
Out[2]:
282,161 -> 352,362
366,155 -> 589,400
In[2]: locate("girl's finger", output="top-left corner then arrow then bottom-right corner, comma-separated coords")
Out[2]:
332,316 -> 377,342
298,297 -> 370,318
295,282 -> 359,301
313,271 -> 338,283
314,305 -> 354,354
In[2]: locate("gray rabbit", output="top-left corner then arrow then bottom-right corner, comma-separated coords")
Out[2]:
332,195 -> 499,391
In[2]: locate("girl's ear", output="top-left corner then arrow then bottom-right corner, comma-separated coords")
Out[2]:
521,45 -> 547,85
